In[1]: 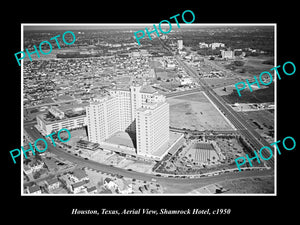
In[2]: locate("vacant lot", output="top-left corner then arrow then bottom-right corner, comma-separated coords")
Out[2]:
217,175 -> 274,194
222,84 -> 274,104
240,110 -> 275,143
243,56 -> 274,75
190,175 -> 274,194
168,92 -> 234,131
203,77 -> 242,89
219,56 -> 274,77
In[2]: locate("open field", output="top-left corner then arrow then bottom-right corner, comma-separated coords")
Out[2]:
242,56 -> 274,75
215,175 -> 274,194
190,175 -> 274,194
214,56 -> 274,78
204,77 -> 242,89
213,84 -> 241,96
239,110 -> 274,143
168,92 -> 234,131
221,84 -> 274,104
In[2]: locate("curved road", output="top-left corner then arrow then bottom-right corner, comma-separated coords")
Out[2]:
24,124 -> 274,193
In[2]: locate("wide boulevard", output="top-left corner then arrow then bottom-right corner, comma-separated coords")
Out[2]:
159,38 -> 274,168
24,123 -> 274,193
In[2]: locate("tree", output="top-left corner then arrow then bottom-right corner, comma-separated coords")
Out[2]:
233,60 -> 245,66
24,158 -> 31,165
33,171 -> 41,179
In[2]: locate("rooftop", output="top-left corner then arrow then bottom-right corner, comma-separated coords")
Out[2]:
71,180 -> 86,189
72,168 -> 88,180
136,101 -> 165,113
151,132 -> 184,158
106,131 -> 135,149
87,186 -> 97,193
37,109 -> 86,124
46,177 -> 60,186
140,85 -> 157,94
28,185 -> 41,193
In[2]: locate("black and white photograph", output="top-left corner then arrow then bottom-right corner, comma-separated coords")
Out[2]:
20,23 -> 276,196
3,3 -> 298,221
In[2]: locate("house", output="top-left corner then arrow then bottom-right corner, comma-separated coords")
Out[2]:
44,158 -> 57,172
210,42 -> 225,49
104,178 -> 119,191
221,50 -> 235,59
120,183 -> 133,194
86,186 -> 97,194
100,189 -> 113,194
45,177 -> 60,191
71,180 -> 87,194
28,185 -> 42,194
24,160 -> 44,175
32,162 -> 44,172
26,159 -> 44,172
69,168 -> 89,183
199,42 -> 209,48
180,77 -> 193,85
23,165 -> 33,175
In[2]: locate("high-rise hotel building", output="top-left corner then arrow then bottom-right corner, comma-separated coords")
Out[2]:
86,86 -> 169,159
136,97 -> 169,158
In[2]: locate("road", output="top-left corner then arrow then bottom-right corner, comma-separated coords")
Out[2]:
159,39 -> 274,168
24,123 -> 274,193
177,57 -> 274,168
21,43 -> 275,192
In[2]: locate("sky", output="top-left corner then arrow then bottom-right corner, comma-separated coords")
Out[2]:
23,23 -> 275,31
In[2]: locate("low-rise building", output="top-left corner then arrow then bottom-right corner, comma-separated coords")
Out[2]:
45,177 -> 60,191
28,185 -> 42,194
199,42 -> 209,48
36,104 -> 88,135
44,158 -> 57,173
180,77 -> 194,85
23,165 -> 33,175
24,160 -> 44,175
69,168 -> 89,183
221,50 -> 235,59
86,186 -> 97,194
104,178 -> 119,191
71,180 -> 87,194
210,42 -> 225,49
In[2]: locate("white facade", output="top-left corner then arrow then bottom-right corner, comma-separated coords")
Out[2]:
86,96 -> 120,143
178,40 -> 183,50
210,42 -> 225,49
221,50 -> 234,59
48,106 -> 65,119
136,101 -> 169,157
36,114 -> 86,135
180,77 -> 194,85
86,86 -> 170,159
199,42 -> 209,48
